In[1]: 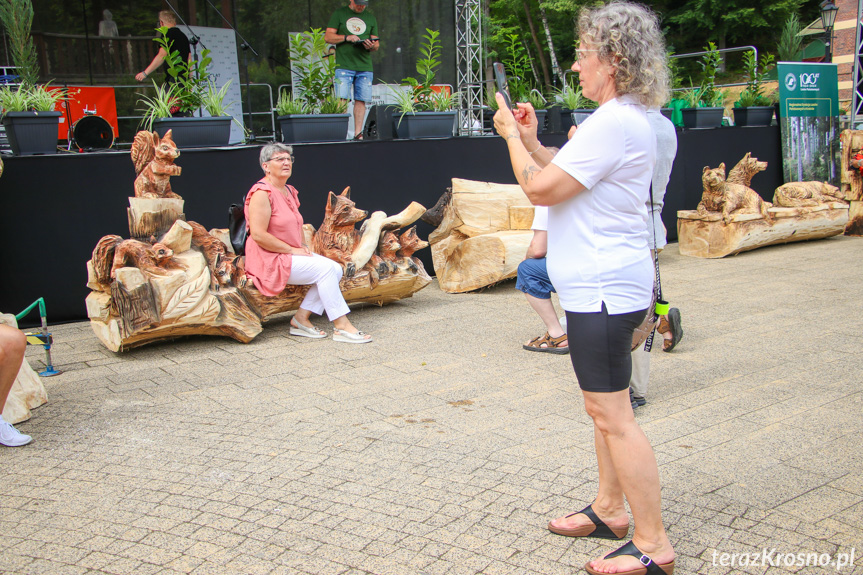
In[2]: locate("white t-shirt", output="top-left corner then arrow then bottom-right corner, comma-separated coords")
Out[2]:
531,206 -> 548,231
548,96 -> 655,314
646,109 -> 677,249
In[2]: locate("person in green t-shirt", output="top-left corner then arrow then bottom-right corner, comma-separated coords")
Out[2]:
325,0 -> 379,140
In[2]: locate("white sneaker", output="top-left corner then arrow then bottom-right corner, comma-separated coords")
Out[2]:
0,417 -> 32,447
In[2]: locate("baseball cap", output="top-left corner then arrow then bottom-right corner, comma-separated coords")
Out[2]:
354,0 -> 368,5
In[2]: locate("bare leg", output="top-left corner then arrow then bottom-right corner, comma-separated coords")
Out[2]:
524,294 -> 567,346
583,389 -> 674,573
548,423 -> 629,533
0,325 -> 31,447
353,100 -> 367,138
0,325 -> 26,408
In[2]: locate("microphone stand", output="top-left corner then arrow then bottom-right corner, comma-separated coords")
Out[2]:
203,0 -> 258,142
162,2 -> 207,118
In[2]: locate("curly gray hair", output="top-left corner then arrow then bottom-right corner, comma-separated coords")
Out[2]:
578,1 -> 670,108
259,142 -> 294,171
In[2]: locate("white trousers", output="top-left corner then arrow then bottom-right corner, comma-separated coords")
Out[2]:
287,254 -> 349,321
630,345 -> 650,398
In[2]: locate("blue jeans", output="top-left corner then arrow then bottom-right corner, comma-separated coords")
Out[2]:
515,257 -> 555,300
334,69 -> 373,102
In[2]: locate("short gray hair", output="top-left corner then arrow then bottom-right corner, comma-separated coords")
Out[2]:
578,1 -> 670,107
259,143 -> 294,171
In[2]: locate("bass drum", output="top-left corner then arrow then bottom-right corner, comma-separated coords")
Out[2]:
72,115 -> 114,149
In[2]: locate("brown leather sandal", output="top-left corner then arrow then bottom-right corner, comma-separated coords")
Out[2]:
658,308 -> 682,352
523,332 -> 568,354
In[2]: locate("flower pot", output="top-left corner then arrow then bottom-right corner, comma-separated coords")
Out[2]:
534,109 -> 548,134
2,111 -> 61,156
733,106 -> 774,127
660,108 -> 673,120
394,111 -> 457,139
681,107 -> 724,129
152,116 -> 232,148
279,113 -> 351,144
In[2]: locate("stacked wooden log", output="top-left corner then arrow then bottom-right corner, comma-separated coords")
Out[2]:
840,129 -> 863,236
429,178 -> 534,293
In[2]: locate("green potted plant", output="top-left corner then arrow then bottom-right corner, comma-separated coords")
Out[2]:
0,0 -> 63,155
391,28 -> 457,139
680,42 -> 726,129
733,50 -> 776,127
137,26 -> 233,148
278,28 -> 350,144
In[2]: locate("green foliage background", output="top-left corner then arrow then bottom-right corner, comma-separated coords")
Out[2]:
18,0 -> 826,96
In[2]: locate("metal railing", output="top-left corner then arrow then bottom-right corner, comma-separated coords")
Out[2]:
669,45 -> 760,94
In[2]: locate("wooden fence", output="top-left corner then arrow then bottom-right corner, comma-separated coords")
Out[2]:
32,33 -> 154,83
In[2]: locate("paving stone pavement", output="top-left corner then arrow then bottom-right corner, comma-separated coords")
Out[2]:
2,237 -> 862,575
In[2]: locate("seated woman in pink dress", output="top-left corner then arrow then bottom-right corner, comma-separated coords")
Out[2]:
244,143 -> 372,344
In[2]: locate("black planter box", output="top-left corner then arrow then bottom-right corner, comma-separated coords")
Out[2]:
732,106 -> 774,127
279,113 -> 350,143
152,116 -> 232,148
534,109 -> 548,134
570,109 -> 595,128
394,111 -> 457,139
2,111 -> 61,156
681,107 -> 724,129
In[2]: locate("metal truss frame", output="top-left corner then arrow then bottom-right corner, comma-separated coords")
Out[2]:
455,0 -> 485,136
852,0 -> 863,125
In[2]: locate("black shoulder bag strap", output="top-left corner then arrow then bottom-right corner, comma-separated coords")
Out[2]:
642,183 -> 664,352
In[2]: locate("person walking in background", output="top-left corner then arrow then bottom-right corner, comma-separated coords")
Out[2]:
136,10 -> 192,117
630,108 -> 682,410
325,0 -> 379,140
494,2 -> 675,573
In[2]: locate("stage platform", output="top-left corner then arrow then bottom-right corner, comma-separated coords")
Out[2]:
0,126 -> 781,323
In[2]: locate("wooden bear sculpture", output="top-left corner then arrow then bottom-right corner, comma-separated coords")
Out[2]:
697,163 -> 772,224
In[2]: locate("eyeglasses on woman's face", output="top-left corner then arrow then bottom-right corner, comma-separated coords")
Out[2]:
268,155 -> 293,164
575,47 -> 599,61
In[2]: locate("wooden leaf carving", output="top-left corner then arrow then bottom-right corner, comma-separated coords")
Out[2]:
161,268 -> 210,320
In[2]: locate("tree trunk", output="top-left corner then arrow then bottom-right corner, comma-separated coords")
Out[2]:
522,0 -> 551,87
538,4 -> 563,86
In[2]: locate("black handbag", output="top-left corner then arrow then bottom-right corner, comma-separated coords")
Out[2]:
228,199 -> 247,256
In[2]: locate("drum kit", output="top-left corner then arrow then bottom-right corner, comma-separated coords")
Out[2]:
66,105 -> 114,151
71,113 -> 114,150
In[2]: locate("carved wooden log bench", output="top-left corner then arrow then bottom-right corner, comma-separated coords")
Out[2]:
85,131 -> 432,351
677,204 -> 849,258
677,153 -> 850,258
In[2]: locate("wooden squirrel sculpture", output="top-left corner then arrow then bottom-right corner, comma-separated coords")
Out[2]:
131,130 -> 182,199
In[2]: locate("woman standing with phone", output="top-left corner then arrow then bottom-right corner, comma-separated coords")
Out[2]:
493,2 -> 675,574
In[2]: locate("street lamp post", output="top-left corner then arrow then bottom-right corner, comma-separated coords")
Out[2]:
820,0 -> 839,63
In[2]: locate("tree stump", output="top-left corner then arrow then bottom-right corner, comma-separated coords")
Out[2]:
128,197 -> 185,240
